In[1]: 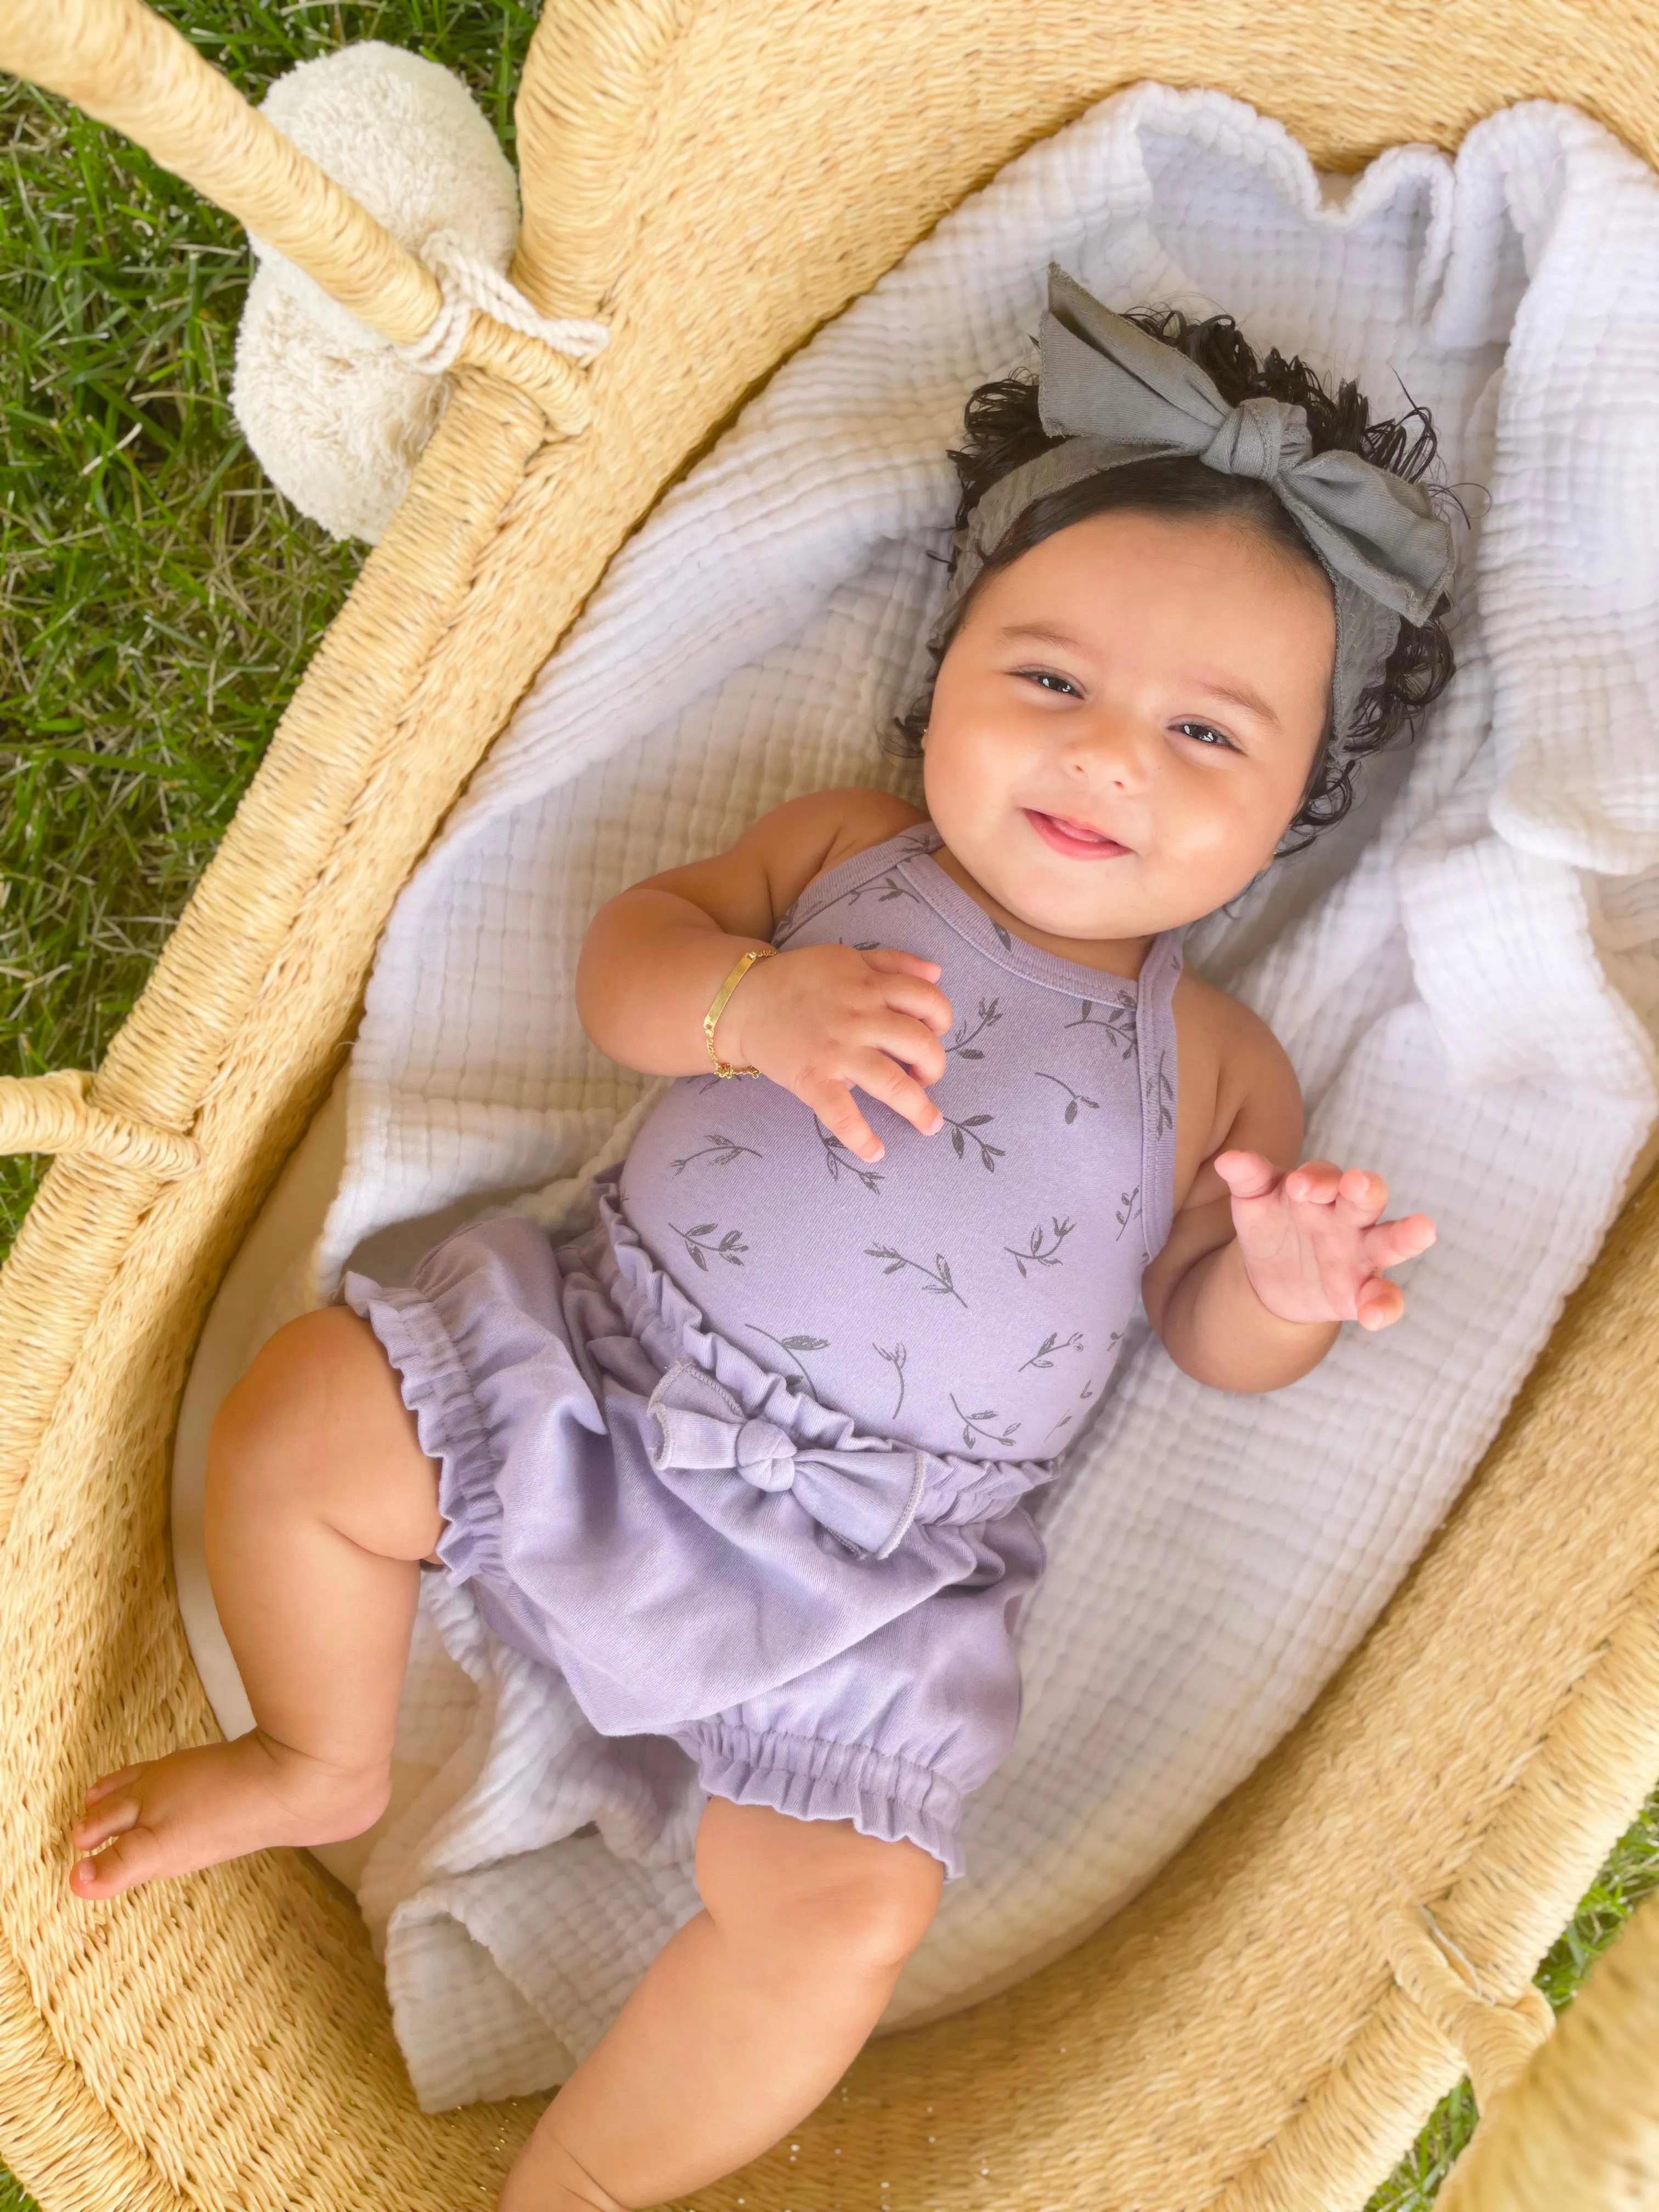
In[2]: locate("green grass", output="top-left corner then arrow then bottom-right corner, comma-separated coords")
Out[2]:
2,10 -> 1657,2211
1,2 -> 539,1250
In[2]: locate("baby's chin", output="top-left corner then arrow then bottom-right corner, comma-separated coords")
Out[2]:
978,863 -> 1217,951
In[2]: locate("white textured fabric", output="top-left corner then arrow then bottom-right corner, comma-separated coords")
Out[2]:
310,86 -> 1659,2111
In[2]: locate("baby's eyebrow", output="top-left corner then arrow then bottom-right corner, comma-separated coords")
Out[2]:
1186,672 -> 1283,731
997,622 -> 1084,652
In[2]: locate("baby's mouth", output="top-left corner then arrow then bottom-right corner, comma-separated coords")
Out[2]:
1025,809 -> 1133,860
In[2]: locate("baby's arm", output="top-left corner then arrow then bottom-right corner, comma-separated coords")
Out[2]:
1141,992 -> 1435,1392
576,788 -> 952,1163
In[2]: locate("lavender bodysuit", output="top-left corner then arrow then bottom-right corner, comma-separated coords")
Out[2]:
346,823 -> 1183,1877
623,823 -> 1182,1460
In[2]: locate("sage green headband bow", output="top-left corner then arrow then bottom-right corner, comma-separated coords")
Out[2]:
935,267 -> 1458,746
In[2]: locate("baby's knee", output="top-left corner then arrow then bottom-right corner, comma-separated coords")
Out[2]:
207,1306 -> 424,1533
697,1800 -> 943,1977
212,1308 -> 371,1466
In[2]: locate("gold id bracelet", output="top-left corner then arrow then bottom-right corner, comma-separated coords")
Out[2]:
703,944 -> 777,1077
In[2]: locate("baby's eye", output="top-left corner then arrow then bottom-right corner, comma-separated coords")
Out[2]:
1173,719 -> 1237,751
1018,667 -> 1082,697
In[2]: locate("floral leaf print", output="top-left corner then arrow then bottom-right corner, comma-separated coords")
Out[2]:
992,920 -> 1014,952
815,1118 -> 884,1193
670,1221 -> 749,1272
1154,1050 -> 1176,1137
1019,1329 -> 1084,1372
669,1132 -> 763,1176
950,1393 -> 1020,1449
865,1243 -> 968,1308
748,1325 -> 830,1392
1045,1411 -> 1076,1439
946,997 -> 1002,1060
1034,1071 -> 1100,1125
940,1110 -> 1004,1171
778,870 -> 919,945
875,873 -> 921,907
873,1340 -> 909,1421
1004,1216 -> 1076,1277
1064,998 -> 1137,1060
1114,1186 -> 1141,1240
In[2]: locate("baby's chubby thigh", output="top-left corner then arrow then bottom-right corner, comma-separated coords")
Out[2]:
207,1304 -> 443,1572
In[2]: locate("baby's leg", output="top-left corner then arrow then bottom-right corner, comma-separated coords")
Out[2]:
70,1307 -> 440,1899
500,1798 -> 943,2212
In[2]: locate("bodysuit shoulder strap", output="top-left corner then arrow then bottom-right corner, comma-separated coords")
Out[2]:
1134,929 -> 1184,1266
774,819 -> 939,945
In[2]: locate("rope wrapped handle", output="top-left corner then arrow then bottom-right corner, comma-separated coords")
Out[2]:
397,230 -> 608,377
393,229 -> 610,436
0,1071 -> 200,1180
0,0 -> 608,435
1385,1904 -> 1555,2112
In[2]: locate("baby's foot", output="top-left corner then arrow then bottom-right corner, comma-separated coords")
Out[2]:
69,1731 -> 392,1900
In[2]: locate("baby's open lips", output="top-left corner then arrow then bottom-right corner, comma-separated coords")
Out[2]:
1024,807 -> 1135,859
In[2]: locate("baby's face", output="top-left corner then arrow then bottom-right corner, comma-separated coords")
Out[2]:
922,509 -> 1336,947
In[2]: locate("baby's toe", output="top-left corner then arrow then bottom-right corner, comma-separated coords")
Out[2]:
71,1781 -> 144,1852
82,1762 -> 146,1809
71,1827 -> 167,1900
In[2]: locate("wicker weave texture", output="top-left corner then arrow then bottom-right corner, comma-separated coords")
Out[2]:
1,2 -> 1657,2208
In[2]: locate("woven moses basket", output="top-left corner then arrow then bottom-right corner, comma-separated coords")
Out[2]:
3,3 -> 1659,2208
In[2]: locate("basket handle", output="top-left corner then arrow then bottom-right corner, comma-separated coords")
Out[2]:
0,0 -> 592,430
1385,1904 -> 1556,2114
1434,1886 -> 1659,2208
0,1072 -> 200,1180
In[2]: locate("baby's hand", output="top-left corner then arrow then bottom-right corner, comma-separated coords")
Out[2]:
720,944 -> 952,1163
1212,1152 -> 1436,1332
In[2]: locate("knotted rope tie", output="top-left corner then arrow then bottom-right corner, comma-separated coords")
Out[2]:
1385,1905 -> 1555,2112
394,228 -> 611,379
0,1071 -> 200,1180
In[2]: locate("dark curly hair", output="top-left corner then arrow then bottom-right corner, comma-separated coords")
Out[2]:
891,308 -> 1458,849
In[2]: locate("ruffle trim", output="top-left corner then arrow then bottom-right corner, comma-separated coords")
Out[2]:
340,1269 -> 505,1589
679,1718 -> 967,1880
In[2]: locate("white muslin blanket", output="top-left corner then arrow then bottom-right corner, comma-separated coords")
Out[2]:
312,85 -> 1659,2110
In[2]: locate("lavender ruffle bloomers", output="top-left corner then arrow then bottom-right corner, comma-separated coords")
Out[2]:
343,1178 -> 1048,1877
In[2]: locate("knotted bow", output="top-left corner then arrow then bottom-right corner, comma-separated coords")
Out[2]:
937,266 -> 1458,744
646,1361 -> 935,1560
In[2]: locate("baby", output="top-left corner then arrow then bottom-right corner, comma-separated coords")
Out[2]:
71,271 -> 1454,2211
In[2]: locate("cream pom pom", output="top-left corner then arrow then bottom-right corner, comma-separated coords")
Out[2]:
229,43 -> 520,544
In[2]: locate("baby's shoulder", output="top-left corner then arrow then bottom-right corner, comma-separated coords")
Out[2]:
793,786 -> 928,874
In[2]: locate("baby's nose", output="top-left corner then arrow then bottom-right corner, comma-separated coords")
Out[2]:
1064,708 -> 1154,788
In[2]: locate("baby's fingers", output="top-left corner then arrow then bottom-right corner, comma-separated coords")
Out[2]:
1355,1276 -> 1406,1332
1362,1213 -> 1437,1270
801,1078 -> 883,1165
861,950 -> 953,1037
849,1048 -> 945,1142
1283,1158 -> 1344,1207
1212,1149 -> 1283,1202
860,947 -> 942,982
